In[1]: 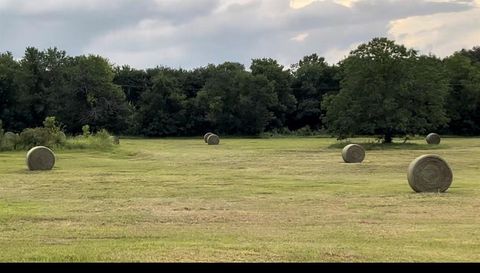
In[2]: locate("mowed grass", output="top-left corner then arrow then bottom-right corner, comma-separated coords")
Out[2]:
1,137 -> 480,262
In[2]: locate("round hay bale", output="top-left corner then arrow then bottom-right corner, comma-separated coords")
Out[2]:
26,146 -> 56,171
58,131 -> 67,141
112,136 -> 120,145
207,134 -> 220,145
55,131 -> 67,145
108,135 -> 120,145
4,131 -> 18,143
426,133 -> 441,145
4,131 -> 16,139
204,132 -> 213,143
342,144 -> 365,163
4,131 -> 19,148
407,154 -> 452,193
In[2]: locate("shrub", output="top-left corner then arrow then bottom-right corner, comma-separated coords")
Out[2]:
64,127 -> 115,150
1,118 -> 118,152
17,117 -> 66,149
89,129 -> 114,149
82,125 -> 91,138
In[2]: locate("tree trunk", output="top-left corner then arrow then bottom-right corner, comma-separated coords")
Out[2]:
384,130 -> 393,144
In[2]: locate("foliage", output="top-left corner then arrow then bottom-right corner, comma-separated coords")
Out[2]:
444,53 -> 480,135
289,54 -> 340,130
1,41 -> 480,138
323,38 -> 449,143
16,116 -> 66,149
196,62 -> 277,135
251,58 -> 297,131
135,70 -> 187,136
0,52 -> 21,131
0,116 -> 116,151
82,124 -> 91,138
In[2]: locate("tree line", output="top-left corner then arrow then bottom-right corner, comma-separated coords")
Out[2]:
1,38 -> 479,142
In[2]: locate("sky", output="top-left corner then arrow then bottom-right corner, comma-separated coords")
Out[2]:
0,0 -> 478,69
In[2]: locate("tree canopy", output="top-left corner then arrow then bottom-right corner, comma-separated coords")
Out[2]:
1,38 -> 479,139
323,38 -> 449,142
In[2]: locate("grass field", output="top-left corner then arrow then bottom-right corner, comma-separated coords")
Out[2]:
1,137 -> 480,262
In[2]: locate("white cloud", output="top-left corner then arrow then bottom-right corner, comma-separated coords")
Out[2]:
0,0 -> 477,69
0,0 -> 129,14
333,0 -> 359,7
388,2 -> 480,57
291,32 -> 310,42
290,0 -> 358,9
290,0 -> 316,9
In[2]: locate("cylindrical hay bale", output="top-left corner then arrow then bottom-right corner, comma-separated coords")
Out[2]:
407,154 -> 453,193
3,132 -> 20,148
58,131 -> 67,141
108,135 -> 120,145
4,132 -> 17,144
204,132 -> 213,143
4,131 -> 16,139
342,144 -> 365,163
426,133 -> 441,144
207,134 -> 220,145
26,146 -> 56,171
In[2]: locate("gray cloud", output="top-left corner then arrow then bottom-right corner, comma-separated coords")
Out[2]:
0,0 -> 477,69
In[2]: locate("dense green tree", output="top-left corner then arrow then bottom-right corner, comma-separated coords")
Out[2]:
136,71 -> 187,136
197,62 -> 276,135
196,63 -> 245,134
2,43 -> 480,138
58,55 -> 132,134
0,52 -> 21,131
181,67 -> 212,135
16,47 -> 49,128
12,47 -> 70,131
460,46 -> 480,64
444,53 -> 480,134
113,65 -> 151,107
42,48 -> 70,121
289,54 -> 340,130
237,73 -> 277,134
323,38 -> 449,143
250,58 -> 296,131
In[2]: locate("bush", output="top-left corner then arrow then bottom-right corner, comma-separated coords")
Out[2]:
17,117 -> 66,149
0,117 -> 118,152
82,125 -> 91,138
18,128 -> 52,149
64,127 -> 115,150
295,126 -> 313,136
88,129 -> 114,149
1,120 -> 21,151
0,121 -> 6,151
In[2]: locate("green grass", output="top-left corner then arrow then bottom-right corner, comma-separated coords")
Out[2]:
1,137 -> 480,262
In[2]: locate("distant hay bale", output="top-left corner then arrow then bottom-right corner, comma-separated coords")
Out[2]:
108,135 -> 120,145
342,144 -> 365,163
407,154 -> 453,193
58,132 -> 67,141
207,134 -> 220,145
204,132 -> 213,143
26,146 -> 56,171
4,131 -> 16,139
3,131 -> 18,148
113,136 -> 120,145
426,133 -> 441,145
4,131 -> 17,143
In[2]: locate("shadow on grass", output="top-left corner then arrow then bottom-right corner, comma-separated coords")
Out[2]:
328,141 -> 445,151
